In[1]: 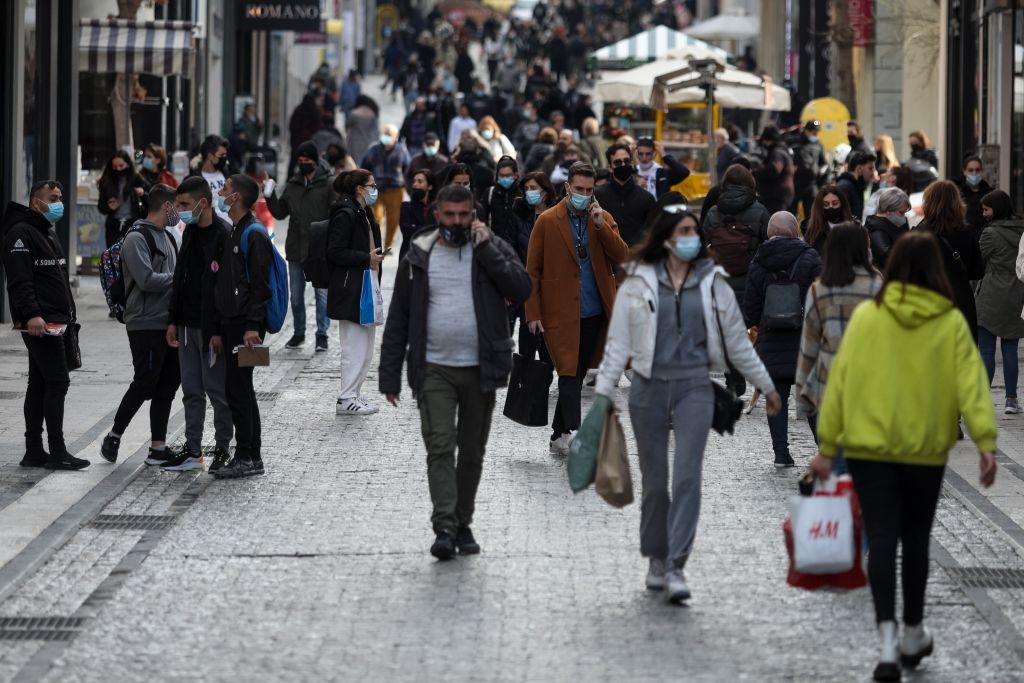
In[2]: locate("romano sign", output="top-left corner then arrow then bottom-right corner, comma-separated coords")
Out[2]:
239,1 -> 322,31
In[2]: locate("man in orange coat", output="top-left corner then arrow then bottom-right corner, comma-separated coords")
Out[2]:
525,162 -> 629,455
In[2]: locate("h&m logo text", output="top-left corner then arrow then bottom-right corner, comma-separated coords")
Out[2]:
808,520 -> 841,539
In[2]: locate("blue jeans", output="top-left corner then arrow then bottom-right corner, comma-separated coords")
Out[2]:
766,381 -> 817,461
978,326 -> 1019,398
807,412 -> 847,475
288,261 -> 329,338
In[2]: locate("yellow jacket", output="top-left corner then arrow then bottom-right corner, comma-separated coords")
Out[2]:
817,283 -> 997,465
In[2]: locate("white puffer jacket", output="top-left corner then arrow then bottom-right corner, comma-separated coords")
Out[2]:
594,260 -> 776,397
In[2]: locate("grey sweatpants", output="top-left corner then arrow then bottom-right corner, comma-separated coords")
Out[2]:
628,375 -> 714,567
178,325 -> 232,453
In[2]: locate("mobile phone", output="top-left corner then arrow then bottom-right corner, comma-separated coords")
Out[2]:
382,247 -> 393,256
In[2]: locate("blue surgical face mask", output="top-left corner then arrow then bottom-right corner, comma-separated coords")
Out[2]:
569,191 -> 591,212
525,189 -> 542,206
481,129 -> 494,141
807,135 -> 818,144
217,193 -> 234,213
671,235 -> 701,262
142,157 -> 156,171
497,176 -> 515,189
423,145 -> 438,157
879,181 -> 890,189
380,134 -> 394,146
365,188 -> 379,206
40,201 -> 64,224
179,199 -> 203,225
966,174 -> 983,187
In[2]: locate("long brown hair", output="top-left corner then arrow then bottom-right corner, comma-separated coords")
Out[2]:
875,231 -> 954,304
920,180 -> 966,235
804,185 -> 851,248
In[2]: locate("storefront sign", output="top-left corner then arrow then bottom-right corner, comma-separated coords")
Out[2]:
239,1 -> 321,31
848,0 -> 872,47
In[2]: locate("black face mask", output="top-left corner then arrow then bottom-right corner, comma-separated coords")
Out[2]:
440,224 -> 472,246
214,157 -> 227,171
910,143 -> 923,153
612,165 -> 634,182
823,207 -> 843,224
847,134 -> 860,145
410,188 -> 427,202
116,166 -> 130,177
298,162 -> 316,176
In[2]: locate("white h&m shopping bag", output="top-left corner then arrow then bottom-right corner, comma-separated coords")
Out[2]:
789,495 -> 855,574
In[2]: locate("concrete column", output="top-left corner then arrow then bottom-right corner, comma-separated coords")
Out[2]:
757,0 -> 787,84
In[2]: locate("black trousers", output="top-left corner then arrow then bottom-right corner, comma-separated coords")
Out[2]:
113,329 -> 181,441
22,333 -> 71,456
223,324 -> 262,461
551,314 -> 604,438
847,459 -> 945,625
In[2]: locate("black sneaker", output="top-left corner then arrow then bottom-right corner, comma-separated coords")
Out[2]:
285,335 -> 306,349
47,452 -> 90,470
455,527 -> 480,555
145,446 -> 179,466
315,335 -> 329,352
210,457 -> 263,479
208,446 -> 231,472
20,449 -> 49,468
774,453 -> 796,468
100,434 -> 121,463
160,447 -> 206,472
430,529 -> 456,560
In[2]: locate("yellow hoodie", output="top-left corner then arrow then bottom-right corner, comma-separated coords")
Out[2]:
817,283 -> 997,465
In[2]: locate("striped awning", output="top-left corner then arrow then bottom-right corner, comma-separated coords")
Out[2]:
79,19 -> 194,77
590,25 -> 730,69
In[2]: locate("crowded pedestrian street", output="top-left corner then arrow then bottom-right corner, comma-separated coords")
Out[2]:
5,0 -> 1024,680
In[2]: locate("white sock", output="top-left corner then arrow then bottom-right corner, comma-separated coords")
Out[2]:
108,431 -> 121,439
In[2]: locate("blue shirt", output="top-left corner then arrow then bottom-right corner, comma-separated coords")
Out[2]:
569,211 -> 603,318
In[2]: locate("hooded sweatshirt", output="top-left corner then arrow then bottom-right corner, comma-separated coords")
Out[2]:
817,283 -> 997,465
121,220 -> 178,331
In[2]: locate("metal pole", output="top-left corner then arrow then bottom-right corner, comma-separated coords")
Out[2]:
706,75 -> 716,185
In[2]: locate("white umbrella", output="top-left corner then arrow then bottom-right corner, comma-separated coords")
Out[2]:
589,25 -> 730,68
683,11 -> 759,42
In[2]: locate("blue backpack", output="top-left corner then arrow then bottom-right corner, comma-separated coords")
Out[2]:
239,223 -> 288,334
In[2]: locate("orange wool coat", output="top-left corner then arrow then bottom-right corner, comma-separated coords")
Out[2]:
524,200 -> 629,376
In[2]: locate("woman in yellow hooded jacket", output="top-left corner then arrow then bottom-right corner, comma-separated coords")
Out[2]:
810,231 -> 997,682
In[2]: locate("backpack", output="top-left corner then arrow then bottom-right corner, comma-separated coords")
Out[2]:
303,219 -> 331,288
708,214 -> 757,276
239,223 -> 289,334
100,224 -> 175,323
761,253 -> 806,331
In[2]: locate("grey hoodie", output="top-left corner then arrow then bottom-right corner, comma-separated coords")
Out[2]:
122,220 -> 178,331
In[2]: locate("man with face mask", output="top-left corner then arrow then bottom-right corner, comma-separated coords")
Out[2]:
2,180 -> 88,470
594,142 -> 656,246
792,121 -> 827,216
186,135 -> 232,222
100,185 -> 183,468
379,184 -> 532,560
405,132 -> 448,187
526,163 -> 630,455
864,187 -> 911,271
634,137 -> 691,199
360,123 -> 411,251
165,176 -> 234,473
264,140 -> 335,352
835,151 -> 877,221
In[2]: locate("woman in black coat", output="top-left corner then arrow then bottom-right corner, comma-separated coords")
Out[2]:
97,150 -> 148,247
743,211 -> 823,467
918,180 -> 985,341
327,169 -> 384,415
399,169 -> 436,262
511,171 -> 557,360
956,154 -> 994,231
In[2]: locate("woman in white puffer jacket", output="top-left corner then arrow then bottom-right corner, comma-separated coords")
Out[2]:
592,199 -> 781,604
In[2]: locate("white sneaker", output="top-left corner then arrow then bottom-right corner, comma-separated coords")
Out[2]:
336,398 -> 378,415
549,430 -> 576,456
665,567 -> 691,603
874,620 -> 900,681
900,623 -> 933,669
646,559 -> 667,591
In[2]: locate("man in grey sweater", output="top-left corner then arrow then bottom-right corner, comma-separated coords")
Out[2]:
100,184 -> 182,467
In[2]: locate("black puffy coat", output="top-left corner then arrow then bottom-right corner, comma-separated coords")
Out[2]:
326,194 -> 383,323
481,183 -> 520,245
923,221 -> 984,341
594,177 -> 657,246
864,214 -> 908,271
213,213 -> 274,332
398,200 -> 431,263
701,184 -> 771,304
2,203 -> 75,325
743,237 -> 822,382
956,177 -> 994,231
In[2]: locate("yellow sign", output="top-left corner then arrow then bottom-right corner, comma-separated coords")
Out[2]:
801,98 -> 851,152
376,6 -> 400,45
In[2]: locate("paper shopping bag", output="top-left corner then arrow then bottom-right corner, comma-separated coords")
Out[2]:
236,346 -> 270,367
595,406 -> 633,507
789,494 -> 855,574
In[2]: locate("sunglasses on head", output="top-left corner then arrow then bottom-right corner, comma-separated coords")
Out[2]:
661,204 -> 689,214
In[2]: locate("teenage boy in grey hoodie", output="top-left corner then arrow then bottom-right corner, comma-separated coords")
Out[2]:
100,184 -> 181,466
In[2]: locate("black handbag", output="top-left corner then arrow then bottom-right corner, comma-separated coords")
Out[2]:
63,322 -> 82,371
503,352 -> 554,427
710,279 -> 745,435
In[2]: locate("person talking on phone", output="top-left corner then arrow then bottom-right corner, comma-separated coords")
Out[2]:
524,162 -> 630,456
378,184 -> 531,560
327,170 -> 384,416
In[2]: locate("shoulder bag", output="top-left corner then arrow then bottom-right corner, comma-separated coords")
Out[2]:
710,276 -> 745,435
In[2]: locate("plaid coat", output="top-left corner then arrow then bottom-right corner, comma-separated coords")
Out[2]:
795,268 -> 883,417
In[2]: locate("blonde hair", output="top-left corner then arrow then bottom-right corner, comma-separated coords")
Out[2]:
873,135 -> 898,170
478,115 -> 502,137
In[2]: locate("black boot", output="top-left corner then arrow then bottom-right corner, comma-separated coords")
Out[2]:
20,440 -> 49,468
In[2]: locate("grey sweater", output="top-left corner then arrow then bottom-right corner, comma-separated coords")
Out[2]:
122,220 -> 177,331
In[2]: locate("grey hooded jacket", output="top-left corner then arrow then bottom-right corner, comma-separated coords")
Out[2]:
122,220 -> 178,331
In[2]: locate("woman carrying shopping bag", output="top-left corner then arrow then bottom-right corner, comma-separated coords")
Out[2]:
327,169 -> 384,415
810,231 -> 997,682
592,195 -> 782,603
794,221 -> 882,473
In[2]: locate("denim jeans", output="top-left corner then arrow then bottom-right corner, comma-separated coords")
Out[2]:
766,381 -> 816,461
978,326 -> 1019,398
288,261 -> 329,338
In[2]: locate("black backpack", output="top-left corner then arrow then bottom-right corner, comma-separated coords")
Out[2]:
303,219 -> 331,288
761,253 -> 806,331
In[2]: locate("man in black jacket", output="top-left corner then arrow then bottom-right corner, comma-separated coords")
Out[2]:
211,174 -> 274,479
379,185 -> 531,560
480,156 -> 520,245
594,142 -> 656,246
836,151 -> 876,221
792,120 -> 827,216
634,137 -> 691,199
2,180 -> 88,470
164,177 -> 234,472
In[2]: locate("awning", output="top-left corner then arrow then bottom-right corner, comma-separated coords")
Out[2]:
590,25 -> 730,69
683,12 -> 759,42
79,19 -> 194,77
